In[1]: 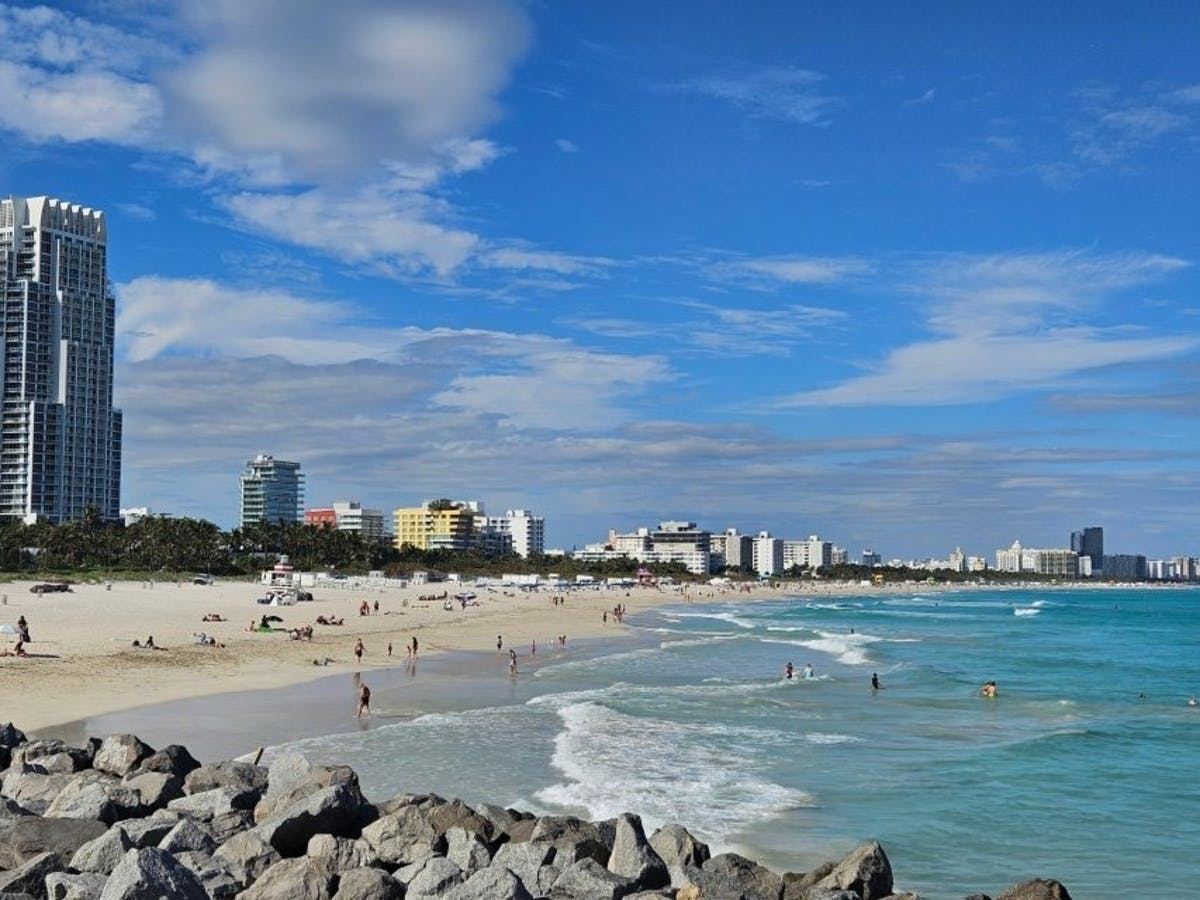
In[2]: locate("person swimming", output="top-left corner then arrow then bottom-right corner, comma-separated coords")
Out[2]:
802,663 -> 815,680
871,672 -> 881,691
784,661 -> 794,680
1188,696 -> 1198,707
979,680 -> 998,698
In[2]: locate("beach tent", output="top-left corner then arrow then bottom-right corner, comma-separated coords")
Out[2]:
0,624 -> 16,634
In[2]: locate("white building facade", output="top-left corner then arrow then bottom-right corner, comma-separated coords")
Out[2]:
239,455 -> 304,526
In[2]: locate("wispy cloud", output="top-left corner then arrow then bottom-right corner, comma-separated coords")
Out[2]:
555,138 -> 579,153
706,254 -> 871,287
680,65 -> 839,125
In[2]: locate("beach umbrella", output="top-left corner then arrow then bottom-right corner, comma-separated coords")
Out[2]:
0,624 -> 17,634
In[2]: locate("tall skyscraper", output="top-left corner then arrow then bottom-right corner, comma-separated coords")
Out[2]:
1070,526 -> 1104,574
239,454 -> 304,526
0,196 -> 122,523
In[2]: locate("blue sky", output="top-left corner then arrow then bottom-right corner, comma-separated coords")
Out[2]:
3,1 -> 1198,558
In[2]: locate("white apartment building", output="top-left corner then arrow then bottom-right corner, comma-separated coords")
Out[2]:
753,532 -> 784,577
0,197 -> 122,522
483,508 -> 545,558
333,501 -> 385,541
783,535 -> 833,572
949,547 -> 967,572
995,540 -> 1024,573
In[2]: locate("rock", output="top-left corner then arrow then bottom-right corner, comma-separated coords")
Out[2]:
425,798 -> 498,844
172,851 -> 240,900
45,871 -> 107,900
607,813 -> 669,891
530,815 -> 612,866
360,806 -> 445,865
69,826 -> 134,875
0,850 -> 62,897
0,723 -> 27,749
445,826 -> 491,875
807,842 -> 893,900
404,855 -> 462,897
881,893 -> 921,899
157,818 -> 217,855
0,798 -> 30,832
804,891 -> 860,900
256,781 -> 366,857
475,803 -> 522,833
549,857 -> 634,900
996,879 -> 1073,900
120,773 -> 183,812
625,893 -> 674,899
237,857 -> 336,900
1,770 -> 73,815
208,809 -> 256,845
254,766 -> 360,825
491,840 -> 557,892
782,862 -> 838,899
330,867 -> 404,900
695,852 -> 784,900
505,818 -> 538,843
132,745 -> 200,780
43,773 -> 141,824
648,823 -> 710,885
183,761 -> 267,798
92,736 -> 154,779
961,895 -> 993,900
114,819 -> 174,850
27,753 -> 86,776
168,787 -> 256,821
443,866 -> 534,900
98,847 -> 209,900
305,834 -> 376,873
265,752 -> 313,797
212,829 -> 281,886
10,740 -> 74,768
0,817 -> 107,869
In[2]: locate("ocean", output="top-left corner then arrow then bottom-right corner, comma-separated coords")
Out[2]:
262,587 -> 1199,899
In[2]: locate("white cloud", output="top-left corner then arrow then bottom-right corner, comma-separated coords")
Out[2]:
684,66 -> 838,125
707,255 -> 870,286
479,246 -> 614,276
555,138 -> 579,153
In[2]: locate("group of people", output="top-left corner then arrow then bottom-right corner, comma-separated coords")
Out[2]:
357,600 -> 380,616
783,661 -> 816,681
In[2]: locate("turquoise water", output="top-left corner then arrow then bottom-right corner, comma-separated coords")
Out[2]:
269,588 -> 1200,899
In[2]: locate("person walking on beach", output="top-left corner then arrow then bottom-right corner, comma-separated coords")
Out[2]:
357,682 -> 371,717
353,638 -> 364,666
410,635 -> 418,657
387,642 -> 393,657
497,635 -> 503,652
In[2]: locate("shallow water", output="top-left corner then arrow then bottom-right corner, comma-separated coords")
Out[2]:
67,587 -> 1200,899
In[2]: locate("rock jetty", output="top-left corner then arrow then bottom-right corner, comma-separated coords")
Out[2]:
0,723 -> 1074,899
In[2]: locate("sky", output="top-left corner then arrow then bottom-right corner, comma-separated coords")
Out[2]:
2,1 -> 1198,559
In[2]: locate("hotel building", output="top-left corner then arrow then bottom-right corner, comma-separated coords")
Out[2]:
305,500 -> 386,541
0,196 -> 122,522
239,454 -> 304,526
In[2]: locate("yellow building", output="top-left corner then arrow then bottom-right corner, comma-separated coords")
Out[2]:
393,500 -> 478,551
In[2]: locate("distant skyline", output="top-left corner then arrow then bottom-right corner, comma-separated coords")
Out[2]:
3,1 -> 1198,557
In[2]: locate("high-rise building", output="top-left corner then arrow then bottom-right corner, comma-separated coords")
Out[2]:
1070,527 -> 1103,575
239,454 -> 304,526
393,499 -> 480,551
0,196 -> 122,523
483,509 -> 545,558
861,549 -> 881,566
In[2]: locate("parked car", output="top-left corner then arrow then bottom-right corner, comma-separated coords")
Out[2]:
191,573 -> 214,585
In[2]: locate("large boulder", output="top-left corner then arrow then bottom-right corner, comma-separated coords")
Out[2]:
648,823 -> 710,885
330,867 -> 404,900
254,766 -> 360,825
98,847 -> 209,900
212,829 -> 281,887
184,761 -> 267,798
445,826 -> 491,876
806,842 -> 893,900
491,840 -> 558,892
264,752 -> 313,798
168,787 -> 257,822
424,798 -> 498,845
607,814 -> 668,891
0,817 -> 107,869
0,722 -> 27,749
131,745 -> 200,781
360,807 -> 445,865
237,857 -> 336,900
120,772 -> 183,813
10,740 -> 83,770
1,770 -> 73,815
691,852 -> 784,900
530,815 -> 613,866
782,862 -> 837,900
69,826 -> 134,875
996,879 -> 1073,900
171,851 -> 240,900
115,819 -> 175,850
157,819 -> 217,855
550,857 -> 634,899
0,850 -> 62,896
45,871 -> 108,900
305,834 -> 376,874
43,774 -> 141,824
404,855 -> 462,897
0,797 -> 31,832
443,866 -> 534,900
92,736 -> 154,779
256,781 -> 367,857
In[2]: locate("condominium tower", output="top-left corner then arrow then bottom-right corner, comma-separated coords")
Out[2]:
239,454 -> 304,527
0,196 -> 122,523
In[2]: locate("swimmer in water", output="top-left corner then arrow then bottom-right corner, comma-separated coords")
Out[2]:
784,661 -> 794,680
871,672 -> 881,691
979,681 -> 998,698
802,663 -> 815,680
1189,696 -> 1198,707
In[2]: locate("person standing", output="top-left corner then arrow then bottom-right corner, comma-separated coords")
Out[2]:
354,638 -> 364,666
357,682 -> 371,717
871,672 -> 881,691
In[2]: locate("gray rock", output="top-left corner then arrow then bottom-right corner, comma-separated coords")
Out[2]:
1,770 -> 72,815
624,893 -> 674,899
0,817 -> 107,869
505,818 -> 537,843
475,802 -> 522,833
0,850 -> 62,897
807,842 -> 893,900
995,879 -> 1073,900
960,895 -> 993,900
208,809 -> 256,845
43,774 -> 141,824
0,723 -> 27,749
28,753 -> 85,776
445,826 -> 491,875
120,773 -> 182,813
424,798 -> 497,845
114,819 -> 174,850
69,826 -> 134,875
305,834 -> 376,873
254,766 -> 359,825
697,852 -> 784,900
98,847 -> 208,900
360,806 -> 445,865
805,891 -> 861,900
265,752 -> 313,798
171,851 -> 240,900
45,872 -> 107,900
131,746 -> 200,780
443,866 -> 533,900
212,829 -> 281,887
491,841 -> 556,890
607,813 -> 668,891
183,761 -> 267,798
648,823 -> 710,885
168,786 -> 255,821
236,857 -> 335,900
0,797 -> 30,832
881,893 -> 920,900
10,740 -> 74,768
92,736 -> 154,779
405,855 -> 462,897
550,857 -> 634,900
530,815 -> 612,866
157,819 -> 217,855
330,867 -> 404,900
256,781 -> 366,857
